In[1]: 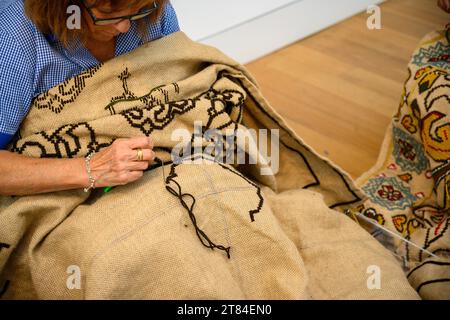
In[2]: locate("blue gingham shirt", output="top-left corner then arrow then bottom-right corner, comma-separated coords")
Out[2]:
0,0 -> 180,149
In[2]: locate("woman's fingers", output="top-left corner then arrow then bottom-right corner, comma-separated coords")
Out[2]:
126,149 -> 155,170
127,159 -> 153,171
91,136 -> 156,188
129,148 -> 155,162
125,136 -> 155,162
143,149 -> 156,162
126,136 -> 153,150
130,149 -> 155,162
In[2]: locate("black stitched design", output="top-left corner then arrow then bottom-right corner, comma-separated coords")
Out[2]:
407,260 -> 450,279
32,65 -> 102,114
9,122 -> 111,158
119,88 -> 245,136
416,278 -> 450,293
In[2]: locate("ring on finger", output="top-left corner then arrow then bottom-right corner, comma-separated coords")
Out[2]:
136,148 -> 144,161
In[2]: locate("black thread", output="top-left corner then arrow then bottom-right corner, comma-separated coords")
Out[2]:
155,157 -> 231,259
407,260 -> 450,278
417,278 -> 450,293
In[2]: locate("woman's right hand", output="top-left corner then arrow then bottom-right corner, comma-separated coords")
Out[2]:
89,136 -> 155,188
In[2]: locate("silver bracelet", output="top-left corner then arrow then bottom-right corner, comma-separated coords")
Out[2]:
83,152 -> 96,193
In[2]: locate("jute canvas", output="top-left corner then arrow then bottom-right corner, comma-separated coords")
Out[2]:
0,32 -> 420,300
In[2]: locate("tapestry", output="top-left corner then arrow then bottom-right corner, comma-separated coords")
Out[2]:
353,28 -> 450,299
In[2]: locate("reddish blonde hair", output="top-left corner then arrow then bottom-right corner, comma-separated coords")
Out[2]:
25,0 -> 167,46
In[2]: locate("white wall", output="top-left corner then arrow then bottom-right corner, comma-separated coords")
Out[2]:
171,0 -> 384,64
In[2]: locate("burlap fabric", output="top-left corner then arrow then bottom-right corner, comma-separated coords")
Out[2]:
0,32 -> 418,300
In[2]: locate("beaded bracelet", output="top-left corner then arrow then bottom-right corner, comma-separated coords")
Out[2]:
83,152 -> 96,193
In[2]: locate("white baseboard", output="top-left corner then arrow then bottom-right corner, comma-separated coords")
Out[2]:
172,0 -> 384,64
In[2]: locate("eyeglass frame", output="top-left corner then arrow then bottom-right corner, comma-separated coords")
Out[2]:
80,1 -> 158,26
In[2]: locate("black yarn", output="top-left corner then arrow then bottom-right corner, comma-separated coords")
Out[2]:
154,157 -> 231,259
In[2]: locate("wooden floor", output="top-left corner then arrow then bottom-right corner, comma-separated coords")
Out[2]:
245,0 -> 449,178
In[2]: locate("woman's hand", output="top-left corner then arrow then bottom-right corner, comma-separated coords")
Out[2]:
438,0 -> 450,13
0,136 -> 155,196
89,136 -> 155,188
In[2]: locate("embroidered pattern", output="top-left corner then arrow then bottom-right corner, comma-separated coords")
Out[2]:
363,176 -> 416,210
393,126 -> 428,174
31,65 -> 102,114
412,42 -> 449,68
356,29 -> 450,299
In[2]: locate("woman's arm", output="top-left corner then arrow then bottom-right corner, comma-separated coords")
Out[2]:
0,151 -> 87,196
0,136 -> 155,196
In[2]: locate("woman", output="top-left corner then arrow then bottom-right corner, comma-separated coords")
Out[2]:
0,0 -> 179,196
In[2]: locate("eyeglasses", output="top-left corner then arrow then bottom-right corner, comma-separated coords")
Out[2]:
81,1 -> 158,26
